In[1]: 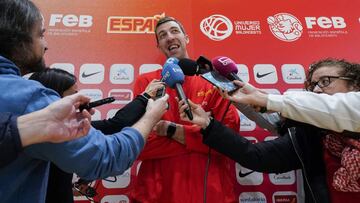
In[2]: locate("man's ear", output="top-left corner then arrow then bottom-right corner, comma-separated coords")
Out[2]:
185,35 -> 189,44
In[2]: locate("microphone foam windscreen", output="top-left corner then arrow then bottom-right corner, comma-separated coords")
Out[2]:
163,57 -> 179,69
161,63 -> 185,88
178,58 -> 198,76
212,56 -> 238,76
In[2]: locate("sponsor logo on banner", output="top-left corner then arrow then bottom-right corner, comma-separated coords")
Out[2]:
273,191 -> 298,203
50,63 -> 75,74
139,64 -> 162,75
110,64 -> 134,84
267,13 -> 303,42
200,15 -> 262,40
281,64 -> 306,84
78,89 -> 103,101
47,14 -> 92,36
102,168 -> 131,189
239,192 -> 267,203
107,13 -> 165,34
305,16 -> 348,38
269,171 -> 296,185
239,112 -> 256,131
109,89 -> 133,104
200,14 -> 233,41
236,137 -> 263,185
264,136 -> 296,185
254,64 -> 278,84
237,64 -> 250,83
79,64 -> 105,84
234,20 -> 262,35
100,195 -> 129,203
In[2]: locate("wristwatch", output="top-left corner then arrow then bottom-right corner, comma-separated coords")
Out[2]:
167,122 -> 177,138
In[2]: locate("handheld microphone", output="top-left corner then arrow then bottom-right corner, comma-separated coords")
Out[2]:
196,55 -> 213,73
161,63 -> 193,120
211,56 -> 241,81
212,56 -> 278,134
177,58 -> 198,76
79,97 -> 115,112
178,57 -> 213,76
163,57 -> 179,69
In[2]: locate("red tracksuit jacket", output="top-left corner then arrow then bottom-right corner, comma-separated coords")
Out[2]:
131,69 -> 240,203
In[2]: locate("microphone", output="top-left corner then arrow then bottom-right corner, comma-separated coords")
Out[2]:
211,56 -> 241,81
163,57 -> 179,68
177,58 -> 198,76
212,56 -> 279,134
178,56 -> 213,76
161,63 -> 193,120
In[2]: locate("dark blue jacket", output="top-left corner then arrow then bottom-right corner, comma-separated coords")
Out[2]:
0,112 -> 22,168
0,55 -> 145,203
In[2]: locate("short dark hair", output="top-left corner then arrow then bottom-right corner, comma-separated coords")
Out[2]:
29,68 -> 77,97
305,58 -> 360,91
154,16 -> 186,44
0,0 -> 42,61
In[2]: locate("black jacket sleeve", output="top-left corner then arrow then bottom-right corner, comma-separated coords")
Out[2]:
91,95 -> 148,134
201,119 -> 301,173
0,113 -> 23,168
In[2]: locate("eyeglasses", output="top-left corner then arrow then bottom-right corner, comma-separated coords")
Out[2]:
306,76 -> 353,91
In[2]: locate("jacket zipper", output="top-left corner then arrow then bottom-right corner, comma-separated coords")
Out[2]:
288,127 -> 317,203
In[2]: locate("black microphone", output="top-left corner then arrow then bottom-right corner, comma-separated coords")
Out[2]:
177,56 -> 213,76
177,58 -> 198,76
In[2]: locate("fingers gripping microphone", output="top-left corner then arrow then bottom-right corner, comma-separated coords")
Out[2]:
212,56 -> 278,134
161,63 -> 193,120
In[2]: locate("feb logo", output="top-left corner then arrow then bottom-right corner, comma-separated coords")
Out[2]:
267,13 -> 303,42
200,14 -> 233,41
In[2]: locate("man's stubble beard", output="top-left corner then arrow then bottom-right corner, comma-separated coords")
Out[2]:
27,56 -> 46,73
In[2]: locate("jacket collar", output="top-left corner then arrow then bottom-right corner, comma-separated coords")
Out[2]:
0,55 -> 21,76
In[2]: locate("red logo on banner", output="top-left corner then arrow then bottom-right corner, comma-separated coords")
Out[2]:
267,13 -> 303,42
107,13 -> 165,34
273,194 -> 297,203
110,91 -> 132,102
200,14 -> 233,41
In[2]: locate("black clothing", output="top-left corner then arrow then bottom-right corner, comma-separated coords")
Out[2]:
46,95 -> 148,203
91,95 -> 148,134
201,119 -> 330,203
0,113 -> 22,168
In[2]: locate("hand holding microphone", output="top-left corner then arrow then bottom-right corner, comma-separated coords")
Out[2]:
162,59 -> 193,120
211,56 -> 279,134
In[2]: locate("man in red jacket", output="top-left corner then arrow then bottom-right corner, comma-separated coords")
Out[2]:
131,16 -> 240,203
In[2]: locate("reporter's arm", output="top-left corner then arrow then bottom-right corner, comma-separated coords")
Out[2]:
201,119 -> 300,173
91,95 -> 148,134
92,79 -> 164,134
268,91 -> 360,132
131,95 -> 169,141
